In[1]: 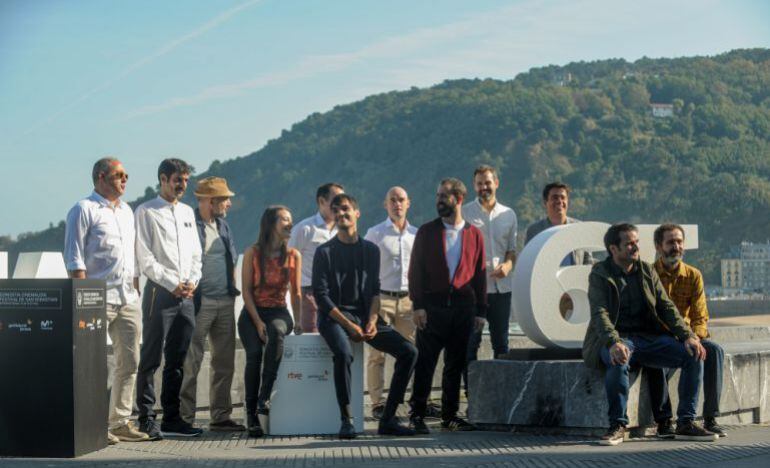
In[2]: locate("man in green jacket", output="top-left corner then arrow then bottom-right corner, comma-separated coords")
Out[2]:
583,223 -> 716,446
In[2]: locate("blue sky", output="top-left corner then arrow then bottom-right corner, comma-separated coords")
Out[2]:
1,0 -> 769,237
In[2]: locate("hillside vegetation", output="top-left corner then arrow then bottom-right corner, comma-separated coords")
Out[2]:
5,49 -> 770,283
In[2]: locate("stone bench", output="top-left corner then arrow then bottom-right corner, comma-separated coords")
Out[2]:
467,326 -> 770,434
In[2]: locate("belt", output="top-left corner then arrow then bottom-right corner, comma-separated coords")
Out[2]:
380,290 -> 409,298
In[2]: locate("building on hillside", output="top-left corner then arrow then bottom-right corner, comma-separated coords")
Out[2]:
650,103 -> 674,118
721,241 -> 770,293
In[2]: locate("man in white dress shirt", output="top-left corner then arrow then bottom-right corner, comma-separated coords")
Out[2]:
134,158 -> 203,439
363,187 -> 418,419
462,165 -> 518,363
64,157 -> 149,445
288,182 -> 344,332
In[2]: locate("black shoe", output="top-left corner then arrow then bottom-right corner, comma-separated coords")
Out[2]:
137,418 -> 163,441
425,402 -> 442,419
440,416 -> 476,432
371,404 -> 385,420
209,419 -> 246,432
160,419 -> 204,437
600,423 -> 625,446
675,421 -> 718,441
409,415 -> 430,435
378,417 -> 416,436
704,418 -> 727,438
247,413 -> 264,438
656,419 -> 675,439
339,418 -> 356,439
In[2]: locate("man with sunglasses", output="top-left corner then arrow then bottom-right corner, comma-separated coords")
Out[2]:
65,157 -> 149,444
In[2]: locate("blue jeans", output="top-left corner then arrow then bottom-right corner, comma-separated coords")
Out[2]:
600,335 -> 703,426
646,339 -> 724,421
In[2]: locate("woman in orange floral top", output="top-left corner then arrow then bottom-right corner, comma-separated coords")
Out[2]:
239,205 -> 302,437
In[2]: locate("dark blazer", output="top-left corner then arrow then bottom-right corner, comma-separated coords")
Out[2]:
312,236 -> 381,326
193,209 -> 240,312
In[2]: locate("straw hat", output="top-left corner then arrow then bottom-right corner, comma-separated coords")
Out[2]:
194,177 -> 235,198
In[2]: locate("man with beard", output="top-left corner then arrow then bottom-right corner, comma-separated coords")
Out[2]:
463,165 -> 518,363
180,177 -> 245,432
645,224 -> 726,438
64,157 -> 149,444
584,223 -> 715,446
408,178 -> 487,434
313,193 -> 418,439
290,183 -> 345,332
134,158 -> 203,439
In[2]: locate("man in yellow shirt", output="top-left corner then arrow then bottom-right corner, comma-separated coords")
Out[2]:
647,224 -> 726,438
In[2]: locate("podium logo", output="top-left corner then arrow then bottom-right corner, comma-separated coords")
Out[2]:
8,320 -> 32,332
308,370 -> 329,382
76,291 -> 83,307
78,320 -> 86,329
287,372 -> 303,380
283,346 -> 294,359
40,320 -> 54,331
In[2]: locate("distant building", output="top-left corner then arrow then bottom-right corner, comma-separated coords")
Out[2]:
650,103 -> 674,118
721,241 -> 770,292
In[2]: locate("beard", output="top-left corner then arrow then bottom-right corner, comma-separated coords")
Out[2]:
662,252 -> 683,267
436,202 -> 455,218
478,189 -> 493,201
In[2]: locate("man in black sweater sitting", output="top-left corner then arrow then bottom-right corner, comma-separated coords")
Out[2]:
312,193 -> 418,439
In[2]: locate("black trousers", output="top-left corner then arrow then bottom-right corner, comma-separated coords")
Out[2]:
238,307 -> 293,414
319,312 -> 417,421
411,304 -> 474,420
136,280 -> 195,422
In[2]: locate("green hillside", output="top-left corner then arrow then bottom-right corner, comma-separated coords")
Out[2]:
5,49 -> 770,283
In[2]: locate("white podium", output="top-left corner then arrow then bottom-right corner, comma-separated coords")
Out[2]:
268,334 -> 364,435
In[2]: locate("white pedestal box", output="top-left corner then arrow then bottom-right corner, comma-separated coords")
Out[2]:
267,334 -> 364,435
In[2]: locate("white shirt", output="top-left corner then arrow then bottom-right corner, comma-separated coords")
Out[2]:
443,221 -> 465,282
64,191 -> 138,305
462,198 -> 518,293
288,212 -> 337,287
134,196 -> 202,294
364,218 -> 417,292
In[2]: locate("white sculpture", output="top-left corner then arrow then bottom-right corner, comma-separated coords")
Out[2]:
512,222 -> 698,349
12,252 -> 68,279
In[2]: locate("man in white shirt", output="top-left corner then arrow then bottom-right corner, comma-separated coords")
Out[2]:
363,187 -> 418,419
134,158 -> 203,439
462,165 -> 517,362
64,157 -> 149,445
288,182 -> 344,332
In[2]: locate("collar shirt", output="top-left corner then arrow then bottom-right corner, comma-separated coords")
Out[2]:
654,258 -> 709,339
64,191 -> 138,305
364,218 -> 417,292
134,196 -> 202,294
288,212 -> 337,287
462,199 -> 518,293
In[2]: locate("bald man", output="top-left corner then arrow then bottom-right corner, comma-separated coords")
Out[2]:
363,187 -> 418,419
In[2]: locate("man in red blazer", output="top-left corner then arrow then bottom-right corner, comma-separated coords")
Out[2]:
408,177 -> 487,434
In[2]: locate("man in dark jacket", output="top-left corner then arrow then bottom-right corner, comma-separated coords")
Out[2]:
313,194 -> 417,439
408,178 -> 487,434
583,223 -> 715,446
180,177 -> 243,432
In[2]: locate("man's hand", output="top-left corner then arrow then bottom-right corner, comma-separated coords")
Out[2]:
172,283 -> 188,297
609,342 -> 630,365
413,309 -> 427,330
490,260 -> 513,279
347,323 -> 365,342
474,317 -> 486,333
684,337 -> 707,361
293,323 -> 303,335
363,317 -> 378,341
